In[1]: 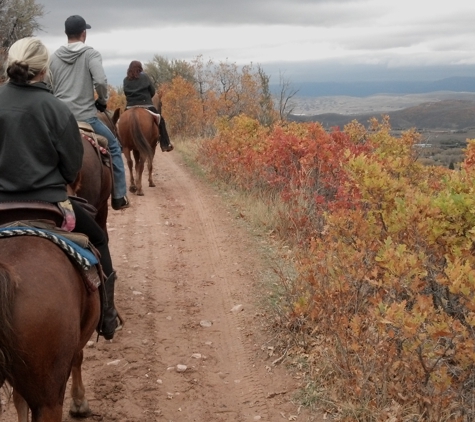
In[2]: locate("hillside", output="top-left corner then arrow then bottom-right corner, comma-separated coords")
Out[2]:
291,98 -> 475,131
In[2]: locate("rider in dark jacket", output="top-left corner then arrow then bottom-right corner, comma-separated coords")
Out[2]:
0,37 -> 121,340
123,60 -> 174,152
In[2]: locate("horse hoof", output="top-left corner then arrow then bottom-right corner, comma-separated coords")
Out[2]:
129,186 -> 137,193
137,192 -> 145,196
149,183 -> 156,187
70,409 -> 92,418
70,401 -> 92,418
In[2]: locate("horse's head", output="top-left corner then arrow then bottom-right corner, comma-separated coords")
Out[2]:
97,108 -> 121,139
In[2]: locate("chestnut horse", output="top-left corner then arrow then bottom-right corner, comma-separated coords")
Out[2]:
0,235 -> 101,421
117,107 -> 157,196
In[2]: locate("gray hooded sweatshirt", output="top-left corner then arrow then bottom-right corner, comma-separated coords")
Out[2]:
50,42 -> 109,121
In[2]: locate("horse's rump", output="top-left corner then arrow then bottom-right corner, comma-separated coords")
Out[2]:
118,108 -> 156,161
0,235 -> 100,419
117,107 -> 159,196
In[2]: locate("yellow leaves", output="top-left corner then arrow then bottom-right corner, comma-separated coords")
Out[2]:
196,99 -> 475,415
444,256 -> 475,297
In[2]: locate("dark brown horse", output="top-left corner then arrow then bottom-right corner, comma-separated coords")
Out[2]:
74,109 -> 120,236
75,127 -> 112,236
0,235 -> 101,421
117,107 -> 157,196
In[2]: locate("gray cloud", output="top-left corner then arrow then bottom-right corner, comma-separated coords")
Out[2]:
34,0 -> 475,88
36,0 -> 382,35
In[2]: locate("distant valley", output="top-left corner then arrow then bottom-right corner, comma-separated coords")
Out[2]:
285,76 -> 475,131
287,86 -> 475,169
290,92 -> 475,131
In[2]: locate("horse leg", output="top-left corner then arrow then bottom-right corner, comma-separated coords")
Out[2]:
148,157 -> 155,187
123,148 -> 137,193
69,349 -> 92,418
31,404 -> 63,422
13,389 -> 29,422
132,150 -> 144,195
135,156 -> 145,196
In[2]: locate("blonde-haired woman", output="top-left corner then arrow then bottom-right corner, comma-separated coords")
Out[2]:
0,37 -> 121,340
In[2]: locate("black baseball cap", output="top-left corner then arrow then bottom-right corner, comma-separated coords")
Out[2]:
65,15 -> 91,35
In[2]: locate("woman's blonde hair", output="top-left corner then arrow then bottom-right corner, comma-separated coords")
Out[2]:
6,37 -> 50,83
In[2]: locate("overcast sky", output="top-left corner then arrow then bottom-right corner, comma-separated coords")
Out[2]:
34,0 -> 475,88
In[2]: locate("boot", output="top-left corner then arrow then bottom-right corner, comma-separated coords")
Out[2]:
158,116 -> 174,152
100,271 -> 122,340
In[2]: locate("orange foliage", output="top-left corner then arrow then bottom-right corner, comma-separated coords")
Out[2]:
160,77 -> 204,138
197,116 -> 475,420
106,86 -> 126,112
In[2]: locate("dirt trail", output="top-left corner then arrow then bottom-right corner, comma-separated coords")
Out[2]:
2,152 -> 316,422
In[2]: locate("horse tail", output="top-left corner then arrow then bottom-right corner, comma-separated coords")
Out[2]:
0,262 -> 17,387
131,111 -> 154,164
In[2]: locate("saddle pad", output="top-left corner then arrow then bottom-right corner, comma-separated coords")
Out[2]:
0,227 -> 98,270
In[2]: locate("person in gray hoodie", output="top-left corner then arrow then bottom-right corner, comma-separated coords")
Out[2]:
49,15 -> 129,211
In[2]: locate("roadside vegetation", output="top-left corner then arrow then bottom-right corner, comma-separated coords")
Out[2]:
190,113 -> 475,421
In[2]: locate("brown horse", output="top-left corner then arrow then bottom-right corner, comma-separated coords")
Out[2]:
74,109 -> 121,236
75,127 -> 112,236
117,107 -> 157,196
0,235 -> 101,421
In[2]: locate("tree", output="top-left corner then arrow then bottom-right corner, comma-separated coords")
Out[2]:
0,0 -> 44,81
277,71 -> 299,121
161,76 -> 203,137
144,55 -> 195,87
256,65 -> 277,127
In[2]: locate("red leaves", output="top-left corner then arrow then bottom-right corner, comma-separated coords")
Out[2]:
198,116 -> 475,419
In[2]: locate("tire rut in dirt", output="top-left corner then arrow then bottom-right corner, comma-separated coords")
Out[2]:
156,156 -> 271,421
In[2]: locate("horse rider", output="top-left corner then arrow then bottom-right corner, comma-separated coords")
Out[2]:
123,60 -> 174,152
0,37 -> 121,340
49,15 -> 130,211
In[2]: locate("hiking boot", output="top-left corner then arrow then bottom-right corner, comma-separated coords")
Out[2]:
111,196 -> 129,210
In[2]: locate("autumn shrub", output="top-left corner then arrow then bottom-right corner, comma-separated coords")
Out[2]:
160,77 -> 204,138
296,132 -> 475,420
197,114 -> 475,420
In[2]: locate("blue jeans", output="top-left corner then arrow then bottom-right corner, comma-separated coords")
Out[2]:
85,116 -> 127,199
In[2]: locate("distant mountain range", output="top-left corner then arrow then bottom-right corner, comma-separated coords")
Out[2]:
273,77 -> 475,97
291,99 -> 475,131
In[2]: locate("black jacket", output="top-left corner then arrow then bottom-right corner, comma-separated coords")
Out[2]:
0,81 -> 83,202
123,73 -> 156,107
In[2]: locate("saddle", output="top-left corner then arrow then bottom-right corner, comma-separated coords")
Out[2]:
0,200 -> 64,228
77,121 -> 111,167
0,201 -> 102,292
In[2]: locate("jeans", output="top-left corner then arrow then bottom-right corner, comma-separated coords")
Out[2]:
85,116 -> 127,199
